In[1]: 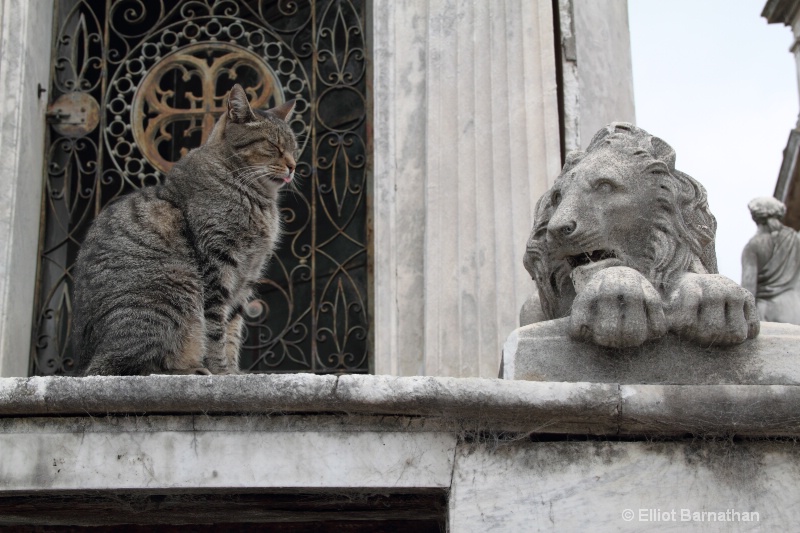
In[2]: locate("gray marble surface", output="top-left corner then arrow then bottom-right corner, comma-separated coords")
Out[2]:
4,374 -> 800,528
504,319 -> 800,385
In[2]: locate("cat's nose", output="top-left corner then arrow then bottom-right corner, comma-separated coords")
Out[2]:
285,157 -> 296,174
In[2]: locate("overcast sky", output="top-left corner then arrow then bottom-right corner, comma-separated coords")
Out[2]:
628,0 -> 798,282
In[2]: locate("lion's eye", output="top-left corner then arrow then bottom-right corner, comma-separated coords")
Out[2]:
647,163 -> 669,176
594,180 -> 615,193
551,190 -> 562,205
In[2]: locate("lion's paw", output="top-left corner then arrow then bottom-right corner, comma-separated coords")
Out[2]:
569,266 -> 667,348
666,273 -> 759,345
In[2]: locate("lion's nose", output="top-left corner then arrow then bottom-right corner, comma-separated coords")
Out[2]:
550,220 -> 576,238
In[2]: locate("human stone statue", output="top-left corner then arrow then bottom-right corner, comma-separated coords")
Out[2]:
522,122 -> 759,349
741,197 -> 800,325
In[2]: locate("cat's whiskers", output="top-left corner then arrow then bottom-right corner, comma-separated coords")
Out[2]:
227,175 -> 265,199
233,171 -> 264,183
232,164 -> 266,173
232,166 -> 269,181
281,177 -> 302,197
237,167 -> 292,192
235,171 -> 268,188
237,163 -> 293,181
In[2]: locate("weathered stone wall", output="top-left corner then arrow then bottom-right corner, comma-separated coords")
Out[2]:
450,440 -> 793,531
371,0 -> 562,378
2,374 -> 799,530
573,0 -> 636,147
557,0 -> 636,152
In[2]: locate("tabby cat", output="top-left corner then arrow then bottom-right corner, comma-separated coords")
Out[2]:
73,84 -> 297,375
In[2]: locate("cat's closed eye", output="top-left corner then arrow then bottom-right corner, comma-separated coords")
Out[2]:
266,139 -> 283,154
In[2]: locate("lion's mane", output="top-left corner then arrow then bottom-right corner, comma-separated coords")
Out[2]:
524,123 -> 718,320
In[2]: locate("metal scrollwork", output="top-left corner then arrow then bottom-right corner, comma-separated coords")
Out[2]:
34,0 -> 370,376
131,43 -> 283,173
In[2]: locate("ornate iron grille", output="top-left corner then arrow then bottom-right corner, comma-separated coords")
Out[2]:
33,0 -> 370,375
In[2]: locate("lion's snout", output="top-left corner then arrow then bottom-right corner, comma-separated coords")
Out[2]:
546,199 -> 581,244
549,220 -> 576,239
546,216 -> 584,261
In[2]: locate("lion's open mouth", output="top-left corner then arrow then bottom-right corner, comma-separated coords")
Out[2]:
565,249 -> 618,269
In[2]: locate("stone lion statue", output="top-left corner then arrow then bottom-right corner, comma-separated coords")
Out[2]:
523,123 -> 759,348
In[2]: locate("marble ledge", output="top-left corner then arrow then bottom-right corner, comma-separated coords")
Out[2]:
2,374 -> 800,438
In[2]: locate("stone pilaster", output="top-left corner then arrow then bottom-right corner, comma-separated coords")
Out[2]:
557,0 -> 636,152
0,0 -> 53,377
372,0 -> 561,377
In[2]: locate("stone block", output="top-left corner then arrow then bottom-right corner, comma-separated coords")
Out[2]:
337,374 -> 620,434
503,319 -> 800,384
619,384 -> 800,436
0,415 -> 456,492
449,440 -> 799,532
0,374 -> 620,435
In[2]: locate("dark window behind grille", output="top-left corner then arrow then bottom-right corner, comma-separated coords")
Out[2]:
33,0 -> 370,375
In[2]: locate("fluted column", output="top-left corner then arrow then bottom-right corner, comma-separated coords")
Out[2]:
372,0 -> 561,377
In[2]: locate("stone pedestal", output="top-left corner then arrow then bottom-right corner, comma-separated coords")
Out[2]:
503,319 -> 800,384
5,374 -> 800,529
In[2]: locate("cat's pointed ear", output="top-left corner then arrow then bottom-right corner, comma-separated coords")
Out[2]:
227,84 -> 255,123
269,99 -> 296,122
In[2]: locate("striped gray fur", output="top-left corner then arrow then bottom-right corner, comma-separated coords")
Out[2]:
72,85 -> 297,375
